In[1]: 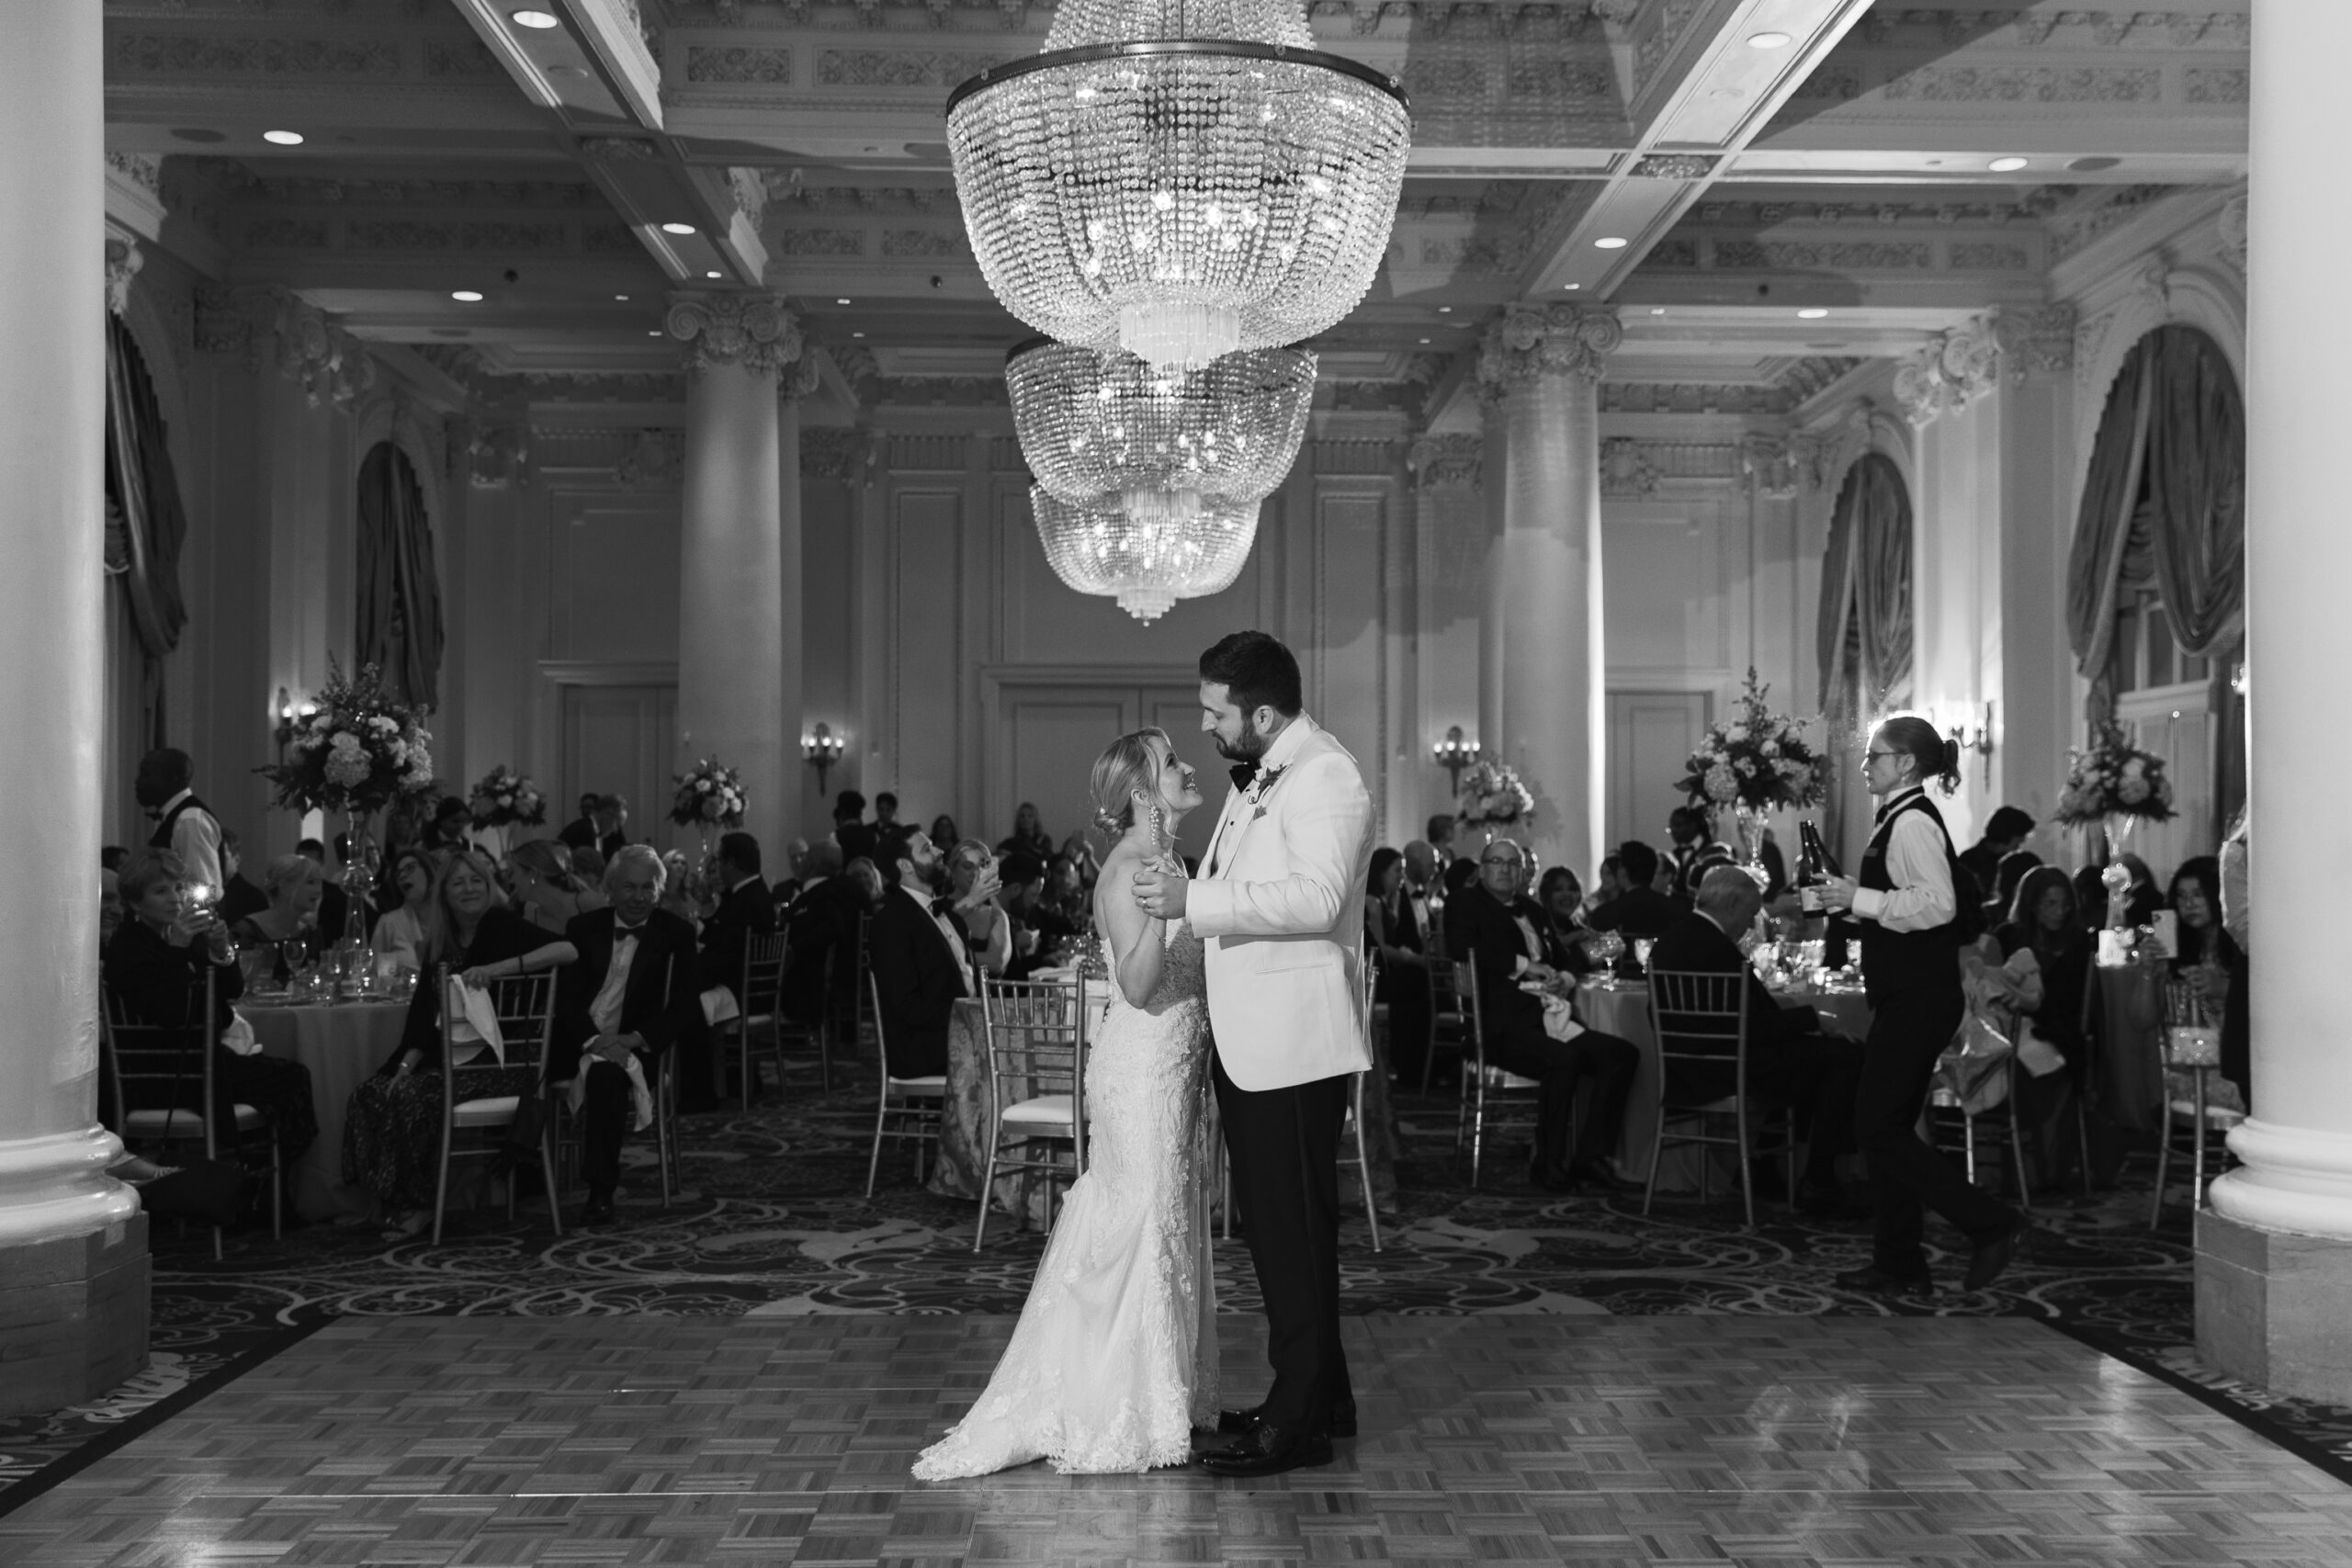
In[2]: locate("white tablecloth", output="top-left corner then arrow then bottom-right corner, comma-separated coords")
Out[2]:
247,999 -> 409,1223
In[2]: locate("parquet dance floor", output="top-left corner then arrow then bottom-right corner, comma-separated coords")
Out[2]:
7,1313 -> 2351,1566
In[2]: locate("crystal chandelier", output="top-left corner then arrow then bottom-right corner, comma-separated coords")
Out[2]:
1031,485 -> 1258,623
946,0 -> 1411,369
1007,338 -> 1315,525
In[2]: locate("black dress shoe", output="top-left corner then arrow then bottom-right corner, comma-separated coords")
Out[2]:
1832,1264 -> 1933,1298
1196,1423 -> 1333,1477
1963,1218 -> 2030,1292
1216,1401 -> 1357,1439
578,1195 -> 616,1226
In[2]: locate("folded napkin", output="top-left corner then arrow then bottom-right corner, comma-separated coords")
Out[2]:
1537,992 -> 1587,1043
700,985 -> 740,1028
445,977 -> 507,1066
563,1043 -> 654,1133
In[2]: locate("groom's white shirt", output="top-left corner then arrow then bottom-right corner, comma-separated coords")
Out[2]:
1185,712 -> 1377,1092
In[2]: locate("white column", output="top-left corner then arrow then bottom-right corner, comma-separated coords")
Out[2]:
2198,0 -> 2352,1404
1408,434 -> 1486,842
668,294 -> 802,860
1478,305 -> 1619,880
0,0 -> 143,1413
773,370 -> 808,842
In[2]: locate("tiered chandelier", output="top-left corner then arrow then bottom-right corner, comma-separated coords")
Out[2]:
946,0 -> 1412,370
1031,487 -> 1259,624
1006,338 -> 1316,525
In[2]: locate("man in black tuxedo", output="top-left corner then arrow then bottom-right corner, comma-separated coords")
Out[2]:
1444,837 -> 1638,1191
558,793 -> 601,852
771,838 -> 810,907
831,790 -> 876,867
216,829 -> 268,926
697,831 -> 778,1105
550,845 -> 703,1224
783,840 -> 852,1021
592,795 -> 633,861
863,823 -> 969,1079
1585,840 -> 1684,939
1648,866 -> 1866,1213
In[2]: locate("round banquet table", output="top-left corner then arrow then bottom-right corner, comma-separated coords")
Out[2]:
1575,976 -> 1873,1193
246,998 -> 409,1223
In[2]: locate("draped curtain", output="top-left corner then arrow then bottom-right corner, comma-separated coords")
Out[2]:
355,442 -> 445,709
1815,451 -> 1916,857
104,313 -> 191,664
2065,325 -> 2246,710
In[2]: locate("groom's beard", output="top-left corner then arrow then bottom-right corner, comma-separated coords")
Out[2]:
1211,714 -> 1268,764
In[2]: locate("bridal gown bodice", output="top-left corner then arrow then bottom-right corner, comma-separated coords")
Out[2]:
911,922 -> 1219,1478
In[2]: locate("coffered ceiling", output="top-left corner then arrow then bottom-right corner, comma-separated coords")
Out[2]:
102,0 -> 2248,411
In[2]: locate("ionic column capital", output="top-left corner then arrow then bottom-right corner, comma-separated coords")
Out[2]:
666,291 -> 803,377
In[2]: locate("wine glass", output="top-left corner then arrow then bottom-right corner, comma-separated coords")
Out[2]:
1633,936 -> 1656,974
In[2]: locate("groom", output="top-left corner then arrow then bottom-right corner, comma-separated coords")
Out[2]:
1135,630 -> 1375,1477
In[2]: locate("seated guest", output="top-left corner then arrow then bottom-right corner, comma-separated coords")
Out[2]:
424,797 -> 472,855
589,795 -> 632,861
944,838 -> 1013,979
2072,863 -> 2109,934
658,849 -> 702,928
507,838 -> 597,936
1995,865 -> 2094,1154
569,845 -> 610,904
2116,852 -> 2163,930
1667,806 -> 1731,900
783,840 -> 851,1020
548,846 -> 703,1224
1983,848 -> 2042,931
1444,836 -> 1639,1192
1585,840 -> 1682,938
216,829 -> 268,926
293,836 -> 353,943
1960,806 -> 2038,906
105,850 -> 319,1166
557,793 -> 602,852
1533,866 -> 1600,976
1364,846 -> 1432,1082
2163,855 -> 2243,1002
998,801 -> 1057,862
1427,813 -> 1461,875
1440,854 -> 1479,903
865,824 -> 969,1078
772,839 -> 811,906
1649,867 -> 1867,1213
231,852 -> 327,976
832,790 -> 876,866
370,847 -> 438,973
1058,829 -> 1102,893
928,814 -> 960,852
345,850 -> 576,1236
995,851 -> 1060,978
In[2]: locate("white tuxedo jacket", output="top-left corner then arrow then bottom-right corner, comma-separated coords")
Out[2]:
1184,714 -> 1376,1092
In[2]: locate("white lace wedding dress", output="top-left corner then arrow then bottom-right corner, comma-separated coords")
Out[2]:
911,924 -> 1219,1478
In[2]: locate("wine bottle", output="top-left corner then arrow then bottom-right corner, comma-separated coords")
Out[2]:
1796,818 -> 1828,913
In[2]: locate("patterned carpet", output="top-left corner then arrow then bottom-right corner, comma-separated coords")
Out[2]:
5,1066 -> 2348,1507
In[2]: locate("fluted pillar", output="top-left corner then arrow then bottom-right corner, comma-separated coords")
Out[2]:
1408,433 -> 1486,839
772,356 -> 817,845
668,294 -> 801,860
2198,4 -> 2352,1401
0,2 -> 146,1416
1477,305 -> 1620,879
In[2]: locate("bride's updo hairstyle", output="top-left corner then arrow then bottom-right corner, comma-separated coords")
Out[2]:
1089,727 -> 1173,844
1872,712 -> 1962,796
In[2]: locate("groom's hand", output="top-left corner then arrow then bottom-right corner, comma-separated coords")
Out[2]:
1133,865 -> 1187,920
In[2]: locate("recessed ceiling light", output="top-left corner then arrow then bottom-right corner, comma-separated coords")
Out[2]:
706,269 -> 722,278
450,289 -> 484,302
661,221 -> 696,235
1747,30 -> 1792,48
1562,283 -> 1581,290
262,130 -> 304,146
614,294 -> 629,301
853,331 -> 866,338
511,7 -> 560,26
1595,236 -> 1629,249
1797,308 -> 1828,319
648,330 -> 662,337
836,298 -> 853,305
1649,307 -> 1665,315
1987,155 -> 2029,172
1418,337 -> 1431,344
1437,306 -> 1452,313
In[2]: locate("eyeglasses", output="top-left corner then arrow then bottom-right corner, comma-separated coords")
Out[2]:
1863,750 -> 1900,762
1479,855 -> 1523,869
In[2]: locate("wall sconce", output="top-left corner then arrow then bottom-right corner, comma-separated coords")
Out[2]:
1951,701 -> 1995,786
272,686 -> 319,750
1431,725 -> 1480,793
2230,660 -> 2248,696
802,722 -> 844,796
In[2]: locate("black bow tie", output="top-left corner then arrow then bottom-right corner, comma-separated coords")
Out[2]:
932,897 -> 957,919
615,922 -> 646,937
1228,760 -> 1261,791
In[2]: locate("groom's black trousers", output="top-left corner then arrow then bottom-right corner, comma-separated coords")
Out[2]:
1213,1055 -> 1352,1438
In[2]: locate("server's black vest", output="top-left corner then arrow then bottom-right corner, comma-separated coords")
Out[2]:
149,794 -> 210,852
1857,790 -> 1962,1010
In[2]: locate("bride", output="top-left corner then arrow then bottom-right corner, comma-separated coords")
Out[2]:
911,727 -> 1219,1478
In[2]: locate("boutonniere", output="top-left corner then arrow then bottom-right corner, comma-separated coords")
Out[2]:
1247,762 -> 1292,818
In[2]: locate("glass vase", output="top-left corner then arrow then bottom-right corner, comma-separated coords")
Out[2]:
2100,813 -> 2135,930
1734,804 -> 1772,890
339,808 -> 377,995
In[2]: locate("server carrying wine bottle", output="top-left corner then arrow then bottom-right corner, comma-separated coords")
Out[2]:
1815,715 -> 2029,1296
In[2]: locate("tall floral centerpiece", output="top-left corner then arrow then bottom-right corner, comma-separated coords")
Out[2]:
670,757 -> 747,894
466,765 -> 546,862
2053,720 -> 2176,929
256,660 -> 435,958
1453,759 -> 1536,847
1673,669 -> 1826,886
